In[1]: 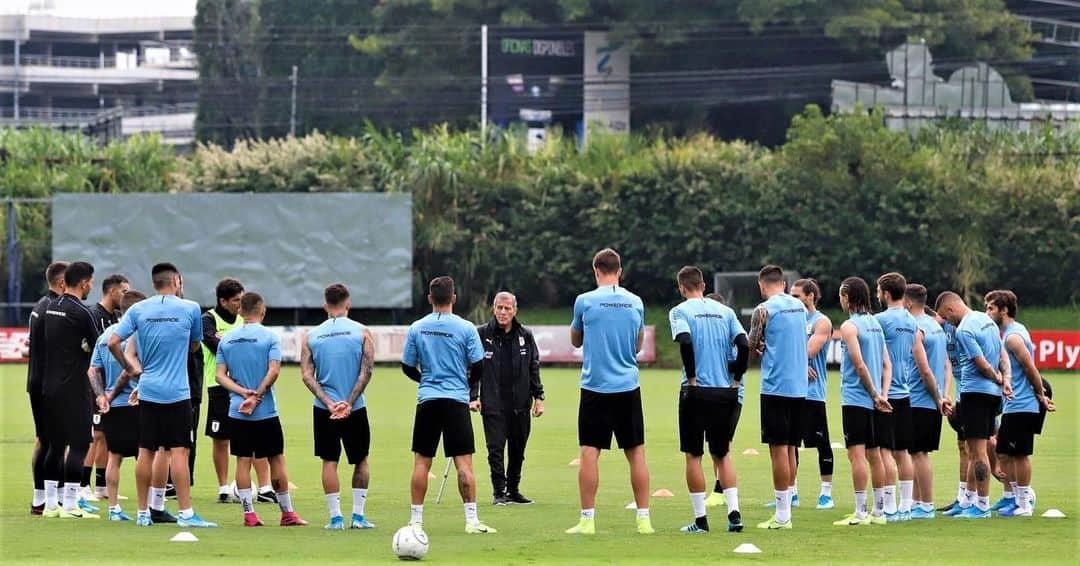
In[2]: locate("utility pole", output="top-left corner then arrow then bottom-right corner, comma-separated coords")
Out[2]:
480,25 -> 488,146
13,16 -> 21,120
290,65 -> 298,137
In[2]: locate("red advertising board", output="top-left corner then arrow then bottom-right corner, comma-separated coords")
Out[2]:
1030,331 -> 1080,370
0,328 -> 29,363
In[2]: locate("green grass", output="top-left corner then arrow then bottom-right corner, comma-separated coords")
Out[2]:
1,366 -> 1077,564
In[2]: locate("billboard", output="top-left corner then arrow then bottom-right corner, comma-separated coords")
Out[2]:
583,30 -> 630,141
52,193 -> 413,308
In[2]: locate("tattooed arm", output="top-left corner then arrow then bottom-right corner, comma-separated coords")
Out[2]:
747,306 -> 768,361
346,329 -> 375,408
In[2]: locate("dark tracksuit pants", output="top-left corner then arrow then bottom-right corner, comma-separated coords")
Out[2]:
482,410 -> 531,496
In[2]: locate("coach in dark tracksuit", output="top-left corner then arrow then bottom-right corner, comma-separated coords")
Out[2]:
471,292 -> 544,506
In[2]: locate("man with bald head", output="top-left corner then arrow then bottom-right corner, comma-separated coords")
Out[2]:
474,291 -> 545,506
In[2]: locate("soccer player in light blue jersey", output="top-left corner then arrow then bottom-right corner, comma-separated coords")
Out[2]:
89,289 -> 145,521
985,290 -> 1055,517
401,277 -> 494,536
934,291 -> 1012,519
747,265 -> 807,530
669,266 -> 748,534
903,284 -> 951,519
566,249 -> 651,536
300,283 -> 376,530
832,277 -> 893,527
109,263 -> 215,528
216,292 -> 307,528
874,272 -> 922,521
791,278 -> 835,510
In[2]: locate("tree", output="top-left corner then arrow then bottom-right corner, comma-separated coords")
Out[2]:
194,0 -> 263,145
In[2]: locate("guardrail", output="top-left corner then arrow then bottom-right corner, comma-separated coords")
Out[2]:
0,54 -> 196,69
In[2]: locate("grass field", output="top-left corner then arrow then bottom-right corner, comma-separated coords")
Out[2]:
1,365 -> 1077,564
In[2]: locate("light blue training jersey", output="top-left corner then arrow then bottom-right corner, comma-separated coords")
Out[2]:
1002,321 -> 1039,414
216,323 -> 281,421
956,311 -> 1004,397
668,298 -> 746,388
114,294 -> 202,404
402,312 -> 485,404
308,317 -> 368,411
909,313 -> 947,410
840,313 -> 885,409
571,286 -> 645,394
875,306 -> 917,399
89,323 -> 136,408
757,293 -> 808,398
806,310 -> 830,403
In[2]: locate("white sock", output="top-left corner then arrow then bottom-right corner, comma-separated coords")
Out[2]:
689,492 -> 707,518
178,507 -> 194,519
410,504 -> 424,525
150,487 -> 166,511
238,488 -> 254,513
137,508 -> 150,516
790,484 -> 798,498
62,482 -> 79,511
580,508 -> 595,520
33,488 -> 46,507
352,488 -> 367,516
976,495 -> 989,512
820,482 -> 832,498
899,480 -> 914,512
326,492 -> 342,518
1005,482 -> 1017,499
872,488 -> 885,516
636,507 -> 650,519
464,502 -> 479,526
45,480 -> 59,510
855,490 -> 868,518
723,487 -> 740,513
1018,486 -> 1033,511
883,486 -> 897,514
95,485 -> 107,497
957,481 -> 967,502
277,491 -> 293,513
961,489 -> 975,508
775,490 -> 791,523
219,484 -> 232,496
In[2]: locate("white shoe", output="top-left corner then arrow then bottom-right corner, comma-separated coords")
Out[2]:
80,488 -> 100,502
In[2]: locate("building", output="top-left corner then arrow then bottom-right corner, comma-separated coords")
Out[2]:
1009,0 -> 1080,102
1,7 -> 196,144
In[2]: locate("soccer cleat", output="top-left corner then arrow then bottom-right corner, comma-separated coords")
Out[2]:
833,513 -> 870,526
150,508 -> 178,524
868,514 -> 886,525
493,493 -> 509,506
957,506 -> 991,519
507,492 -> 533,505
999,505 -> 1032,517
901,510 -> 912,521
727,510 -> 744,532
565,518 -> 596,535
350,514 -> 375,529
256,490 -> 278,504
636,516 -> 655,534
217,492 -> 239,504
941,500 -> 959,513
465,521 -> 497,534
177,513 -> 219,528
990,496 -> 1015,511
680,522 -> 708,534
31,503 -> 45,516
325,516 -> 346,530
280,511 -> 308,526
756,516 -> 792,530
109,509 -> 132,521
43,507 -> 61,518
943,505 -> 967,517
244,512 -> 264,527
59,507 -> 100,519
164,484 -> 177,499
885,511 -> 902,523
78,498 -> 100,514
80,487 -> 100,502
816,495 -> 835,510
136,514 -> 153,527
910,508 -> 936,519
704,492 -> 726,508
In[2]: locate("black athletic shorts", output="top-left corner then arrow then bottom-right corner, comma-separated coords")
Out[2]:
230,416 -> 285,459
139,399 -> 194,451
960,392 -> 1000,440
412,400 -> 473,458
679,387 -> 738,458
883,397 -> 913,450
314,406 -> 371,464
205,387 -> 231,439
909,407 -> 942,454
102,405 -> 140,457
801,399 -> 830,448
44,391 -> 92,447
29,391 -> 48,439
996,412 -> 1039,456
729,402 -> 742,442
842,405 -> 876,448
578,388 -> 645,450
760,394 -> 804,447
948,401 -> 965,441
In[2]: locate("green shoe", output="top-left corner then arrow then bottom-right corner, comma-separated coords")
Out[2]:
704,492 -> 726,508
756,515 -> 792,529
833,513 -> 870,526
636,516 -> 655,534
869,514 -> 887,525
465,521 -> 497,534
565,518 -> 596,535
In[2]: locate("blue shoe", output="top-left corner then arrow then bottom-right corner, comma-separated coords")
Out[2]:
943,505 -> 967,517
885,511 -> 902,523
350,514 -> 375,529
910,508 -> 936,520
990,496 -> 1015,511
999,504 -> 1032,517
177,512 -> 218,528
680,522 -> 708,534
109,509 -> 132,521
816,495 -> 835,510
325,516 -> 345,530
78,498 -> 100,514
900,510 -> 912,521
958,506 -> 991,519
136,513 -> 153,527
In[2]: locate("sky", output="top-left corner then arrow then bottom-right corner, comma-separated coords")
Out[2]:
1,0 -> 196,17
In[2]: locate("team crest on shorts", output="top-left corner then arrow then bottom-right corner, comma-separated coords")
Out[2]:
93,414 -> 101,426
211,420 -> 220,433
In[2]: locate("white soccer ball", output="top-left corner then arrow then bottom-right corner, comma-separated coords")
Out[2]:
392,524 -> 429,561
